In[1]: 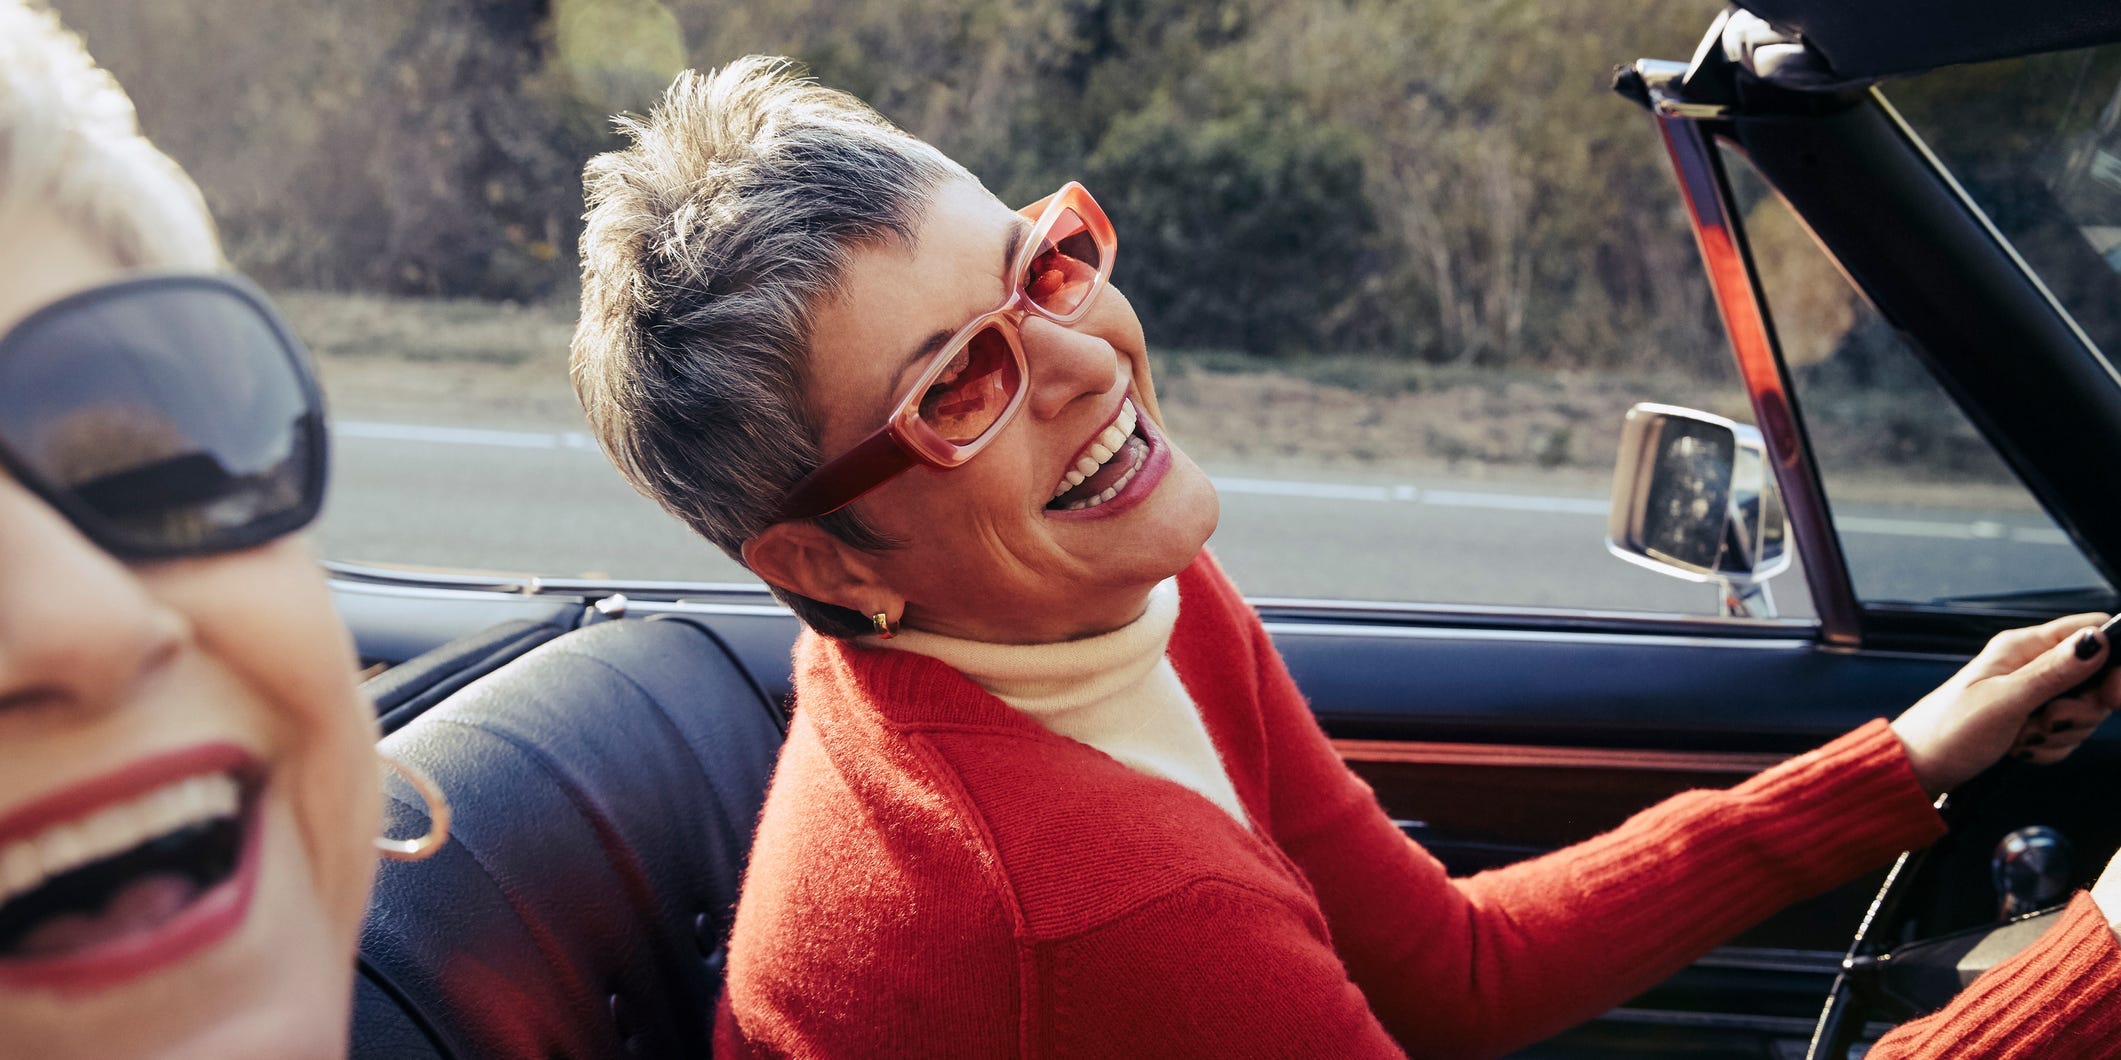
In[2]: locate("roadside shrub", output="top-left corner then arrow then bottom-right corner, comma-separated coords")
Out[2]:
1085,93 -> 1376,357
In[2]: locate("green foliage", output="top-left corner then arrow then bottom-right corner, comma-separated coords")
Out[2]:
1085,93 -> 1375,356
52,0 -> 1734,372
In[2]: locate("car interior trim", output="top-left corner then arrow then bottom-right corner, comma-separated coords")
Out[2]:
1691,946 -> 1847,975
1333,739 -> 1789,774
1600,1004 -> 1893,1039
1265,620 -> 1814,652
1656,108 -> 1864,648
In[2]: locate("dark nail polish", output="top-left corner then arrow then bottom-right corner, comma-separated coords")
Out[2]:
2026,732 -> 2047,746
2050,719 -> 2077,734
2076,630 -> 2103,660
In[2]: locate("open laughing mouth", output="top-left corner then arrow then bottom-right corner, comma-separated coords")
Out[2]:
0,745 -> 265,993
1046,398 -> 1154,513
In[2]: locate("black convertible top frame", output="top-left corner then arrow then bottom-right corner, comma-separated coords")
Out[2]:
1638,26 -> 2121,652
1734,0 -> 2121,83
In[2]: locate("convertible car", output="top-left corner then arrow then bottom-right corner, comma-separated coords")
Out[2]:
332,1 -> 2121,1057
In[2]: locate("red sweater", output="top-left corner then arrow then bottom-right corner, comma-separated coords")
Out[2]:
718,553 -> 2121,1057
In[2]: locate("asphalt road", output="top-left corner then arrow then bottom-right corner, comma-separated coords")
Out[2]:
316,420 -> 2106,619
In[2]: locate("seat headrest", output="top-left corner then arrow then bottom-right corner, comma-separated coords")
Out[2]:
354,616 -> 785,1059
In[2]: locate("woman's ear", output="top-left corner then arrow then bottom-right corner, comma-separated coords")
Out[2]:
741,521 -> 897,616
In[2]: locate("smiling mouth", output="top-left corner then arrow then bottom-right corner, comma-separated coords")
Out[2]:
0,768 -> 258,968
1047,399 -> 1149,512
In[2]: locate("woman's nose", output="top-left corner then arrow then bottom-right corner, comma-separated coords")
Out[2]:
0,477 -> 186,714
1022,314 -> 1120,421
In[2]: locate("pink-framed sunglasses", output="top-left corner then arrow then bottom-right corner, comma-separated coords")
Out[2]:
774,181 -> 1117,522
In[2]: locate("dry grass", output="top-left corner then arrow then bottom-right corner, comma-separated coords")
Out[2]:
285,292 -> 2036,508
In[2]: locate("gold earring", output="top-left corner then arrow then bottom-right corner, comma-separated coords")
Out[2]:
871,611 -> 897,639
376,752 -> 451,862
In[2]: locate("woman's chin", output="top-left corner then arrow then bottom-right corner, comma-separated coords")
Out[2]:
0,795 -> 362,1059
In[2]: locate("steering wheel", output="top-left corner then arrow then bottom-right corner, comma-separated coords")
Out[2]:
1805,770 -> 2071,1059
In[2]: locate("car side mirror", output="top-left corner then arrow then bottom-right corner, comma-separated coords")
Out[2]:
1607,402 -> 1791,617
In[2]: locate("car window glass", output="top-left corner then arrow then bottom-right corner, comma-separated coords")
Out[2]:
52,1 -> 1798,619
1885,43 -> 2121,367
1719,145 -> 2115,611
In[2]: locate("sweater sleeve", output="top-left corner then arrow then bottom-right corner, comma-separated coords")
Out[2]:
1239,608 -> 1947,1057
1862,892 -> 2121,1058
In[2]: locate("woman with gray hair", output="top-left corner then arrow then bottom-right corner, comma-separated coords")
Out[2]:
572,57 -> 2121,1057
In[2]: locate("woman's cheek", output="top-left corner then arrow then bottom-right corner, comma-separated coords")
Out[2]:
164,539 -> 382,933
1101,287 -> 1164,427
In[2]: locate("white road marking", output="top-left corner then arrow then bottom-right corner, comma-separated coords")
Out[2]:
1208,476 -> 1395,502
336,421 -> 597,450
333,420 -> 2073,546
1418,490 -> 1611,515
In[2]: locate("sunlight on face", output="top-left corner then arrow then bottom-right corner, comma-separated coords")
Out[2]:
802,178 -> 1220,643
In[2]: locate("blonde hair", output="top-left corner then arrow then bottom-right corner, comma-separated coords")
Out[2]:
0,0 -> 219,269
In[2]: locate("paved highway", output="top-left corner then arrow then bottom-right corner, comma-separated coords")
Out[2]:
317,420 -> 2105,619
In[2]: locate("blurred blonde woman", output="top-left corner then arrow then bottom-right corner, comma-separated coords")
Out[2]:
0,4 -> 442,1056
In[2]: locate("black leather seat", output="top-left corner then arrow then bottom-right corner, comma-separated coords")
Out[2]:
351,616 -> 786,1058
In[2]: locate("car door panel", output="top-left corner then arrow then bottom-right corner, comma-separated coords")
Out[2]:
333,582 -> 2066,1054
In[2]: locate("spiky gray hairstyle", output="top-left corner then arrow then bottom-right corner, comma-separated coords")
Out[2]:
572,56 -> 972,637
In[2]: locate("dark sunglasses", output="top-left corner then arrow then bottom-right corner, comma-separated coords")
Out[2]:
0,273 -> 328,560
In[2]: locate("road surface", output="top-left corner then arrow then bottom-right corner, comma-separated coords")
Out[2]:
316,420 -> 2105,619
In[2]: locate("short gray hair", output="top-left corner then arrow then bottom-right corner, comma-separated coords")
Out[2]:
0,1 -> 219,269
572,56 -> 970,637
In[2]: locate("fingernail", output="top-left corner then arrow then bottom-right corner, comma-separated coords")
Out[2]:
2050,719 -> 2077,734
2026,732 -> 2048,746
2076,630 -> 2104,660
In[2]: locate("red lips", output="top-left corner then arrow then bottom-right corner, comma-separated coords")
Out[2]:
0,742 -> 264,994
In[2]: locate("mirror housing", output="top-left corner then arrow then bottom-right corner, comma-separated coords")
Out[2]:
1607,403 -> 1790,614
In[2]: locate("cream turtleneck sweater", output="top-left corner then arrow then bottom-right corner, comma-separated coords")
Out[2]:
870,578 -> 1249,826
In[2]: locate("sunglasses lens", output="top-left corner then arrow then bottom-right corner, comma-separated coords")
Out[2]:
1023,207 -> 1104,318
918,325 -> 1021,445
0,282 -> 320,556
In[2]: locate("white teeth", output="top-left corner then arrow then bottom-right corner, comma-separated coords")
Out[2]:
0,771 -> 243,907
1049,399 -> 1147,502
1052,468 -> 1089,499
1058,444 -> 1149,511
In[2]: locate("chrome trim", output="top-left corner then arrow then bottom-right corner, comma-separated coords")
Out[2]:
329,577 -> 560,605
623,599 -> 807,620
327,568 -> 1825,651
1634,58 -> 1731,119
1692,947 -> 1845,976
1249,594 -> 1811,632
1654,113 -> 1864,647
1266,621 -> 1813,652
329,560 -> 1831,641
323,559 -> 766,599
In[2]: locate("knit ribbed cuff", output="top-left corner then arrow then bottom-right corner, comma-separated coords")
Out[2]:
1724,718 -> 1948,893
1890,893 -> 2121,1057
1555,720 -> 1947,962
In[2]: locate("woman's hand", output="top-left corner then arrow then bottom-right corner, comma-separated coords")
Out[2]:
1889,613 -> 2121,796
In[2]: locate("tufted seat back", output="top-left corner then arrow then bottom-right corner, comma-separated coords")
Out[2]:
351,616 -> 785,1058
